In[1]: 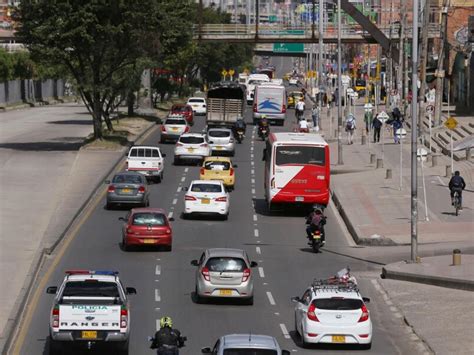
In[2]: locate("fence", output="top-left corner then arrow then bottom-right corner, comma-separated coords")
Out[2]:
0,79 -> 71,107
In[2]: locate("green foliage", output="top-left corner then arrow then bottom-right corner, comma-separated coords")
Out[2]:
0,49 -> 13,81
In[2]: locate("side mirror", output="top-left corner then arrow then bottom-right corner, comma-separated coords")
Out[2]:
233,164 -> 238,168
126,287 -> 137,295
250,261 -> 258,267
162,153 -> 166,157
182,187 -> 188,192
46,286 -> 57,294
282,351 -> 291,355
118,217 -> 126,221
125,152 -> 129,156
105,180 -> 111,184
201,347 -> 212,354
363,297 -> 371,303
191,260 -> 199,266
169,217 -> 175,222
291,296 -> 301,303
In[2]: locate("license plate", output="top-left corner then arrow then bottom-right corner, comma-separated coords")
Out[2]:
81,331 -> 97,339
295,196 -> 304,202
201,198 -> 210,204
121,188 -> 131,193
171,127 -> 178,131
313,234 -> 321,239
143,239 -> 155,244
332,335 -> 346,343
187,148 -> 195,152
219,289 -> 232,296
215,146 -> 223,150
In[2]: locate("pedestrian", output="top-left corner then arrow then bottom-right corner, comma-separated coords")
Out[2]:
364,110 -> 373,134
392,116 -> 402,143
372,114 -> 382,143
345,113 -> 356,145
311,104 -> 320,131
295,98 -> 305,122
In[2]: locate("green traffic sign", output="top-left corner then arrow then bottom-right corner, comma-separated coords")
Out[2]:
273,43 -> 305,53
268,15 -> 277,23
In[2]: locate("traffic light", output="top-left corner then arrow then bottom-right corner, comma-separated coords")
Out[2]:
469,16 -> 474,43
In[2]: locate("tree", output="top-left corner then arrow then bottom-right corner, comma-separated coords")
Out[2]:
0,49 -> 13,82
15,0 -> 161,139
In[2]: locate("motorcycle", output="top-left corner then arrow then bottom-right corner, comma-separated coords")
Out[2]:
307,226 -> 324,253
148,335 -> 187,354
235,129 -> 245,144
258,126 -> 269,141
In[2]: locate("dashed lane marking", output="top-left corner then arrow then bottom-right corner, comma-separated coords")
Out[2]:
251,178 -> 255,184
251,169 -> 255,175
256,246 -> 261,254
253,214 -> 258,222
258,267 -> 265,278
167,212 -> 173,219
156,319 -> 160,331
254,229 -> 259,237
155,289 -> 161,302
251,161 -> 254,166
184,168 -> 189,173
172,198 -> 178,205
266,291 -> 276,305
252,188 -> 256,194
155,265 -> 161,275
180,176 -> 186,182
176,187 -> 181,193
251,154 -> 254,159
279,323 -> 291,339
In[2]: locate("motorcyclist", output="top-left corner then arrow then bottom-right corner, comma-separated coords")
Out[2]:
150,316 -> 185,355
258,115 -> 270,137
233,117 -> 246,139
306,206 -> 326,244
449,171 -> 466,209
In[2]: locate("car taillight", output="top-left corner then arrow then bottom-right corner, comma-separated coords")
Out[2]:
108,185 -> 115,192
161,125 -> 166,132
200,143 -> 208,148
216,196 -> 227,202
253,103 -> 257,112
120,307 -> 128,328
138,186 -> 145,193
52,306 -> 60,328
242,268 -> 251,282
229,168 -> 234,176
358,304 -> 369,322
176,142 -> 184,147
127,228 -> 133,233
200,168 -> 205,175
282,104 -> 286,113
201,267 -> 210,281
185,195 -> 197,201
307,303 -> 319,322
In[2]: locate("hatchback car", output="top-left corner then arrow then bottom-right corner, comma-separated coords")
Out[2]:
119,208 -> 174,251
202,334 -> 290,355
207,128 -> 235,156
170,104 -> 194,125
160,114 -> 189,143
186,97 -> 207,115
174,133 -> 210,165
292,279 -> 372,349
183,180 -> 229,219
200,157 -> 237,190
106,172 -> 149,209
191,248 -> 257,304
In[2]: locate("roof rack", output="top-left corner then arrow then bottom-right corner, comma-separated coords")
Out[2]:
311,278 -> 359,293
65,270 -> 119,277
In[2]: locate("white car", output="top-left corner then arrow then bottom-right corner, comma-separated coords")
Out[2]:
160,114 -> 189,143
289,78 -> 298,86
174,133 -> 211,165
183,180 -> 230,219
206,128 -> 235,156
292,278 -> 372,349
187,97 -> 207,115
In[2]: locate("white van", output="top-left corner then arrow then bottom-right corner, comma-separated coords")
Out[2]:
245,73 -> 270,104
126,145 -> 165,182
252,83 -> 287,125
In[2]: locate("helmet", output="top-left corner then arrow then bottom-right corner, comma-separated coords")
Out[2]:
454,170 -> 460,176
159,316 -> 173,328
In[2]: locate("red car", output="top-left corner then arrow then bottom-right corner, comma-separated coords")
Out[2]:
119,208 -> 174,251
170,104 -> 194,126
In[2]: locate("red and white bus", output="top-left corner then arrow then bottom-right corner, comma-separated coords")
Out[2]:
264,132 -> 330,211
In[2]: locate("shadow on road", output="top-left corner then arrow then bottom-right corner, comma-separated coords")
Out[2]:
0,141 -> 82,151
289,330 -> 370,351
47,120 -> 92,125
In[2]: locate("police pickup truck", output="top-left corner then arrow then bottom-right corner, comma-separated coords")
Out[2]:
46,270 -> 136,354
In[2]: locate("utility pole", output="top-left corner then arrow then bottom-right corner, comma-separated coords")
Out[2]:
419,0 -> 431,140
318,0 -> 324,109
411,0 -> 420,263
434,0 -> 449,126
337,0 -> 343,165
397,2 -> 405,96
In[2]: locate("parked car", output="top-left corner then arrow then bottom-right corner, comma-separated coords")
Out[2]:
170,104 -> 194,125
182,180 -> 229,219
191,248 -> 257,304
202,334 -> 290,354
173,133 -> 210,165
160,114 -> 189,143
106,172 -> 150,209
186,97 -> 207,115
206,128 -> 235,156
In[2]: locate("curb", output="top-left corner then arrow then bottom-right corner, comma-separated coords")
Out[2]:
0,120 -> 158,355
381,266 -> 474,291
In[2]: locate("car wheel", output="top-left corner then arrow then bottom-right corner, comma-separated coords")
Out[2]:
116,340 -> 129,355
160,137 -> 165,144
173,157 -> 180,166
244,296 -> 254,306
106,202 -> 113,210
145,198 -> 150,207
122,237 -> 129,252
194,286 -> 202,304
222,213 -> 228,221
163,244 -> 172,252
49,339 -> 63,355
360,342 -> 372,350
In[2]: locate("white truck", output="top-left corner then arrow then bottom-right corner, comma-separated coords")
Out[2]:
46,270 -> 136,354
126,145 -> 165,183
206,81 -> 245,127
245,73 -> 270,104
252,83 -> 287,126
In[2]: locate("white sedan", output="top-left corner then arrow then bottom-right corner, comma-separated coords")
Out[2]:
187,97 -> 207,115
183,180 -> 229,219
174,133 -> 211,165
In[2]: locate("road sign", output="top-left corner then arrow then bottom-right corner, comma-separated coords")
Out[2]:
221,69 -> 228,79
364,103 -> 374,111
417,147 -> 429,162
444,117 -> 458,130
273,43 -> 305,53
395,128 -> 407,139
228,69 -> 235,76
426,104 -> 434,115
377,111 -> 389,123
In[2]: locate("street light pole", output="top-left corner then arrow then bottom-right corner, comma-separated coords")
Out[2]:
318,0 -> 324,108
337,0 -> 343,165
410,0 -> 420,262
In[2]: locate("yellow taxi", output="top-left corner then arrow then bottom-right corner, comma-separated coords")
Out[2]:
199,157 -> 236,190
288,91 -> 304,108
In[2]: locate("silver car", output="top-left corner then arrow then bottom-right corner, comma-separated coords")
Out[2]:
191,248 -> 257,305
105,172 -> 149,209
202,334 -> 290,355
207,128 -> 235,156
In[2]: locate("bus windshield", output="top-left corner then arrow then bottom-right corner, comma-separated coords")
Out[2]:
275,146 -> 325,166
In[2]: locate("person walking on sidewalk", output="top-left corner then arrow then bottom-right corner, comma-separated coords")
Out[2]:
311,104 -> 320,131
392,116 -> 403,144
345,113 -> 356,145
449,171 -> 466,209
372,114 -> 382,143
364,110 -> 373,134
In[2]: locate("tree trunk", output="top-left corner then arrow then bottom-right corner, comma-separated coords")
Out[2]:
103,111 -> 113,132
127,91 -> 135,116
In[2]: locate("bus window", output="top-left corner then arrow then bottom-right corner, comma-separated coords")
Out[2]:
275,146 -> 325,166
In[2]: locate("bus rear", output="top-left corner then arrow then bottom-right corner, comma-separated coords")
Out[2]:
264,133 -> 330,210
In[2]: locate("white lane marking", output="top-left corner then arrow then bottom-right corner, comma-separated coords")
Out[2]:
155,289 -> 161,302
280,323 -> 291,339
156,319 -> 160,331
437,175 -> 446,186
254,229 -> 259,237
251,169 -> 255,174
256,246 -> 261,254
251,178 -> 255,184
251,154 -> 254,159
170,206 -> 175,210
176,187 -> 181,193
184,168 -> 189,173
167,211 -> 173,219
172,198 -> 178,205
258,267 -> 265,278
181,176 -> 186,182
250,146 -> 254,150
266,291 -> 276,305
256,240 -> 261,243
252,188 -> 256,194
253,214 -> 258,221
274,312 -> 280,316
251,161 -> 254,166
156,258 -> 161,261
155,265 -> 161,275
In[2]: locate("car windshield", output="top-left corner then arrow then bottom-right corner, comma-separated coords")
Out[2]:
113,174 -> 143,184
172,106 -> 189,112
188,99 -> 204,103
313,298 -> 363,310
275,146 -> 325,166
224,349 -> 277,355
180,136 -> 205,144
165,119 -> 186,125
62,281 -> 120,298
248,80 -> 263,85
206,257 -> 246,272
209,130 -> 231,138
204,161 -> 230,171
190,183 -> 222,193
132,213 -> 166,226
